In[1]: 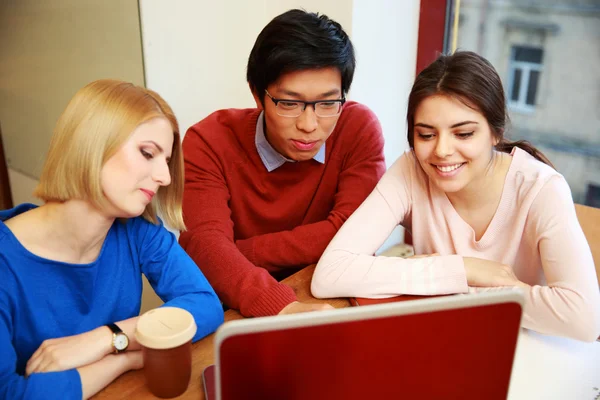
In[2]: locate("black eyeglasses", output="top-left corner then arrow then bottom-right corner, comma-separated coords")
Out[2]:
265,90 -> 346,117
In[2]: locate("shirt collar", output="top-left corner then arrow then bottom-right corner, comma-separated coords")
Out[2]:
255,111 -> 325,172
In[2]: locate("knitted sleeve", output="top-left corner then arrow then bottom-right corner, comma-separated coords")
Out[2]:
179,124 -> 297,317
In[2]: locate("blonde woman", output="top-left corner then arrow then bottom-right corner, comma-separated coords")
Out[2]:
0,80 -> 224,399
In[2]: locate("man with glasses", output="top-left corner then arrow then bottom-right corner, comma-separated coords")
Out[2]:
180,9 -> 385,317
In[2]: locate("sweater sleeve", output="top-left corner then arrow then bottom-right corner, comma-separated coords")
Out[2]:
136,219 -> 224,341
179,127 -> 297,317
312,154 -> 468,298
516,176 -> 600,342
235,106 -> 386,270
0,285 -> 82,399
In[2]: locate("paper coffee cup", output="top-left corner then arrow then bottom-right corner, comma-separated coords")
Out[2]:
136,307 -> 197,398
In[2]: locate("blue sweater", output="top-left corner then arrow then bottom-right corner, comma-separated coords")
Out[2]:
0,204 -> 224,400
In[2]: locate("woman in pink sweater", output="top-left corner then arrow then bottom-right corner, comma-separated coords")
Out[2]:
312,51 -> 600,342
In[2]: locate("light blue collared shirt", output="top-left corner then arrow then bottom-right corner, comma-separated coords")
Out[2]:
254,112 -> 326,172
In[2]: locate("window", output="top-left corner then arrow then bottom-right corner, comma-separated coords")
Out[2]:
508,46 -> 543,112
449,0 -> 600,205
586,184 -> 600,209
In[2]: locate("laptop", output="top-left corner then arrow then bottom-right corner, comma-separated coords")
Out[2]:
203,291 -> 524,400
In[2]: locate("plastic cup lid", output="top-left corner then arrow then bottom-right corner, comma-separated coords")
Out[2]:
135,307 -> 197,349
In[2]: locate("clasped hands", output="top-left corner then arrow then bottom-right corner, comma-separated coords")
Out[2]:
25,326 -> 143,376
410,253 -> 528,289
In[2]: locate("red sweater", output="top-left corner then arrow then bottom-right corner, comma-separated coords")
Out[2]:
179,102 -> 385,317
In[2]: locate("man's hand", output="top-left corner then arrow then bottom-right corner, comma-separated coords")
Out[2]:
463,257 -> 526,288
278,301 -> 335,315
26,326 -> 112,376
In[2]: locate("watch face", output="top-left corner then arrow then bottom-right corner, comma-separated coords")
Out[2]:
114,333 -> 129,351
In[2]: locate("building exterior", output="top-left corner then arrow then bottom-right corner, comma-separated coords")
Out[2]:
457,0 -> 600,205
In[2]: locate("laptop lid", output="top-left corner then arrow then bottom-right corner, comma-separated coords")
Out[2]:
213,291 -> 524,400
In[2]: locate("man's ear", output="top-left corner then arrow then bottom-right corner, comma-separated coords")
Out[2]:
250,84 -> 264,110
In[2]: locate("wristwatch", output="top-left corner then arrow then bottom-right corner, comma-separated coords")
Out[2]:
106,323 -> 129,354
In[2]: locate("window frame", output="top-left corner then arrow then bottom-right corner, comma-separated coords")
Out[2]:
0,124 -> 13,210
507,45 -> 544,114
415,0 -> 458,74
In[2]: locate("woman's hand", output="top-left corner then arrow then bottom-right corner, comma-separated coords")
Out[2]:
123,350 -> 144,371
26,326 -> 112,376
463,257 -> 527,288
405,254 -> 527,289
78,351 -> 144,400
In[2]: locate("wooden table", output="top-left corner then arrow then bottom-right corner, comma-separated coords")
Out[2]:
94,264 -> 600,400
94,265 -> 349,399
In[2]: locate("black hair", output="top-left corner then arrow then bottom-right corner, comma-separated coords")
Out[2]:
247,9 -> 355,105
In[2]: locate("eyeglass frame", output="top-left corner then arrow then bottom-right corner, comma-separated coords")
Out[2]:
264,90 -> 346,118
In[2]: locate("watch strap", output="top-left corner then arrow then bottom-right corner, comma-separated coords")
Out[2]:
106,323 -> 128,354
106,323 -> 123,335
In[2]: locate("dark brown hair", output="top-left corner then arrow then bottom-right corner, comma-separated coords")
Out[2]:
406,51 -> 553,167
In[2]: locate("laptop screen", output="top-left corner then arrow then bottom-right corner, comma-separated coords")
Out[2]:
213,292 -> 523,400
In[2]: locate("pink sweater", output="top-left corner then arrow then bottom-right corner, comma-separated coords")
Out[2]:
312,148 -> 600,342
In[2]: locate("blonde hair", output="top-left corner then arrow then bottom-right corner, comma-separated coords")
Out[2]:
34,79 -> 186,230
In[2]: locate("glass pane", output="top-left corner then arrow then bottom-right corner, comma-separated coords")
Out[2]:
511,69 -> 522,102
456,2 -> 600,205
513,46 -> 544,64
526,70 -> 540,105
586,184 -> 600,208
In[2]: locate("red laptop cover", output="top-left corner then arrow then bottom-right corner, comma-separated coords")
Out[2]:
217,300 -> 522,400
202,364 -> 216,400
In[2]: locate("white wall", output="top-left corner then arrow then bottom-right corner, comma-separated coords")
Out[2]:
351,0 -> 420,251
139,1 -> 262,135
265,0 -> 353,37
351,0 -> 418,167
139,0 -> 354,136
8,169 -> 41,206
